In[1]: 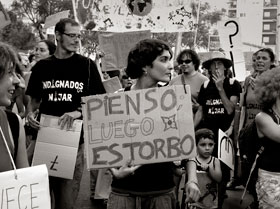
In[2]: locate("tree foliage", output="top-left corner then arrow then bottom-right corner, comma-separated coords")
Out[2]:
0,11 -> 36,51
182,2 -> 223,50
10,0 -> 73,38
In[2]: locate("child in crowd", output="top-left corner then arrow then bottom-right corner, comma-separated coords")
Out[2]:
188,128 -> 222,209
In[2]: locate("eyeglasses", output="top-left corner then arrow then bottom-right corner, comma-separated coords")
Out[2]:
62,32 -> 81,39
178,59 -> 192,65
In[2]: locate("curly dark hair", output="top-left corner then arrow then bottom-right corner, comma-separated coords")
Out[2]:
126,39 -> 173,79
195,128 -> 215,145
176,49 -> 200,71
255,67 -> 280,111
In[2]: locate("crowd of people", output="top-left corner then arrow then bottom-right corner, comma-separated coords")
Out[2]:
1,17 -> 280,209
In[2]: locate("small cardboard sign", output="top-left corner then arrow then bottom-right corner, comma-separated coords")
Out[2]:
82,85 -> 196,169
32,114 -> 82,179
103,76 -> 122,93
0,164 -> 51,209
44,10 -> 70,29
218,129 -> 235,170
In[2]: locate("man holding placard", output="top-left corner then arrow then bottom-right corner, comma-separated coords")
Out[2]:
25,18 -> 105,209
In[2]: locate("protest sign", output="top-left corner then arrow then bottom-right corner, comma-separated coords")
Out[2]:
103,76 -> 122,93
218,129 -> 235,170
0,164 -> 50,209
218,19 -> 246,81
82,85 -> 196,169
32,114 -> 82,179
208,35 -> 221,52
73,0 -> 194,32
98,30 -> 151,72
44,10 -> 70,29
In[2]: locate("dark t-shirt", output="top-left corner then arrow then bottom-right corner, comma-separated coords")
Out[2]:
197,78 -> 241,135
26,54 -> 106,142
26,54 -> 105,116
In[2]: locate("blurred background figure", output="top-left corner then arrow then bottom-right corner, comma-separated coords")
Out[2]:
119,68 -> 133,89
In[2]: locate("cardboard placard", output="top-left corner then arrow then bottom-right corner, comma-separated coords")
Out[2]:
98,30 -> 151,72
44,10 -> 70,29
0,164 -> 51,209
32,114 -> 82,179
218,19 -> 246,82
218,129 -> 235,170
82,85 -> 196,169
102,76 -> 122,93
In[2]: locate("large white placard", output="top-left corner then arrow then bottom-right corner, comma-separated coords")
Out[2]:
0,164 -> 51,209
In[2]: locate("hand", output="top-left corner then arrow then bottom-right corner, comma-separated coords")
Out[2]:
16,73 -> 26,88
212,71 -> 225,91
26,109 -> 40,130
58,110 -> 81,130
110,159 -> 141,179
185,181 -> 201,203
173,160 -> 181,167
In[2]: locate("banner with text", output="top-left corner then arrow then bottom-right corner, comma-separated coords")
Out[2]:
73,0 -> 194,32
0,164 -> 51,209
82,85 -> 196,169
98,30 -> 151,72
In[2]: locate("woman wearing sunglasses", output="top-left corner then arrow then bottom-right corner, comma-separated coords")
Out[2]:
169,49 -> 208,115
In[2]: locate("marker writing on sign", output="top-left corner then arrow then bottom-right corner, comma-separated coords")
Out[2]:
224,20 -> 239,77
50,155 -> 59,171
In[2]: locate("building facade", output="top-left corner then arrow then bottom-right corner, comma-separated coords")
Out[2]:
227,0 -> 279,57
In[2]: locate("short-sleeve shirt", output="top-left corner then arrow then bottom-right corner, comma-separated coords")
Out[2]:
26,54 -> 105,117
197,78 -> 242,134
26,54 -> 106,143
169,72 -> 208,114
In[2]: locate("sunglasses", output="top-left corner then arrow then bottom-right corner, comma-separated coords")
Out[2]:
178,59 -> 192,65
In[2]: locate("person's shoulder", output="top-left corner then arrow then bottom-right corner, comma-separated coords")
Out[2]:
169,74 -> 182,85
196,72 -> 208,80
73,53 -> 92,62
